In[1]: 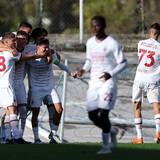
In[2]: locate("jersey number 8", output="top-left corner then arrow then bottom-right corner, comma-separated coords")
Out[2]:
0,56 -> 6,72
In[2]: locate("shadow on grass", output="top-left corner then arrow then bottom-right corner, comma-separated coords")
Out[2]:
0,143 -> 159,160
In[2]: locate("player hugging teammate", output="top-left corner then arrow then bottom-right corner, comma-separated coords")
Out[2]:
0,22 -> 72,144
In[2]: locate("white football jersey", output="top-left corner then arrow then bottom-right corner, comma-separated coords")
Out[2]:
0,50 -> 21,87
134,38 -> 160,83
83,36 -> 126,80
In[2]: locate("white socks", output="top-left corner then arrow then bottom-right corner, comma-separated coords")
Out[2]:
134,118 -> 142,138
4,115 -> 12,140
10,114 -> 21,139
154,114 -> 160,133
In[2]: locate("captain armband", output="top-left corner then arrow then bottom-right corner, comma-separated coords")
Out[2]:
53,57 -> 60,65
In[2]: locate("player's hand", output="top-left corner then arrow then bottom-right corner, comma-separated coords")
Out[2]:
99,72 -> 111,81
71,69 -> 85,78
77,69 -> 85,77
11,49 -> 18,56
70,71 -> 78,78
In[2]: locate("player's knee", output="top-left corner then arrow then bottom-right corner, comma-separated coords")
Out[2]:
134,101 -> 141,110
99,115 -> 111,132
102,123 -> 111,133
98,109 -> 111,132
56,107 -> 63,114
47,106 -> 55,118
18,106 -> 27,118
88,110 -> 99,123
54,103 -> 63,114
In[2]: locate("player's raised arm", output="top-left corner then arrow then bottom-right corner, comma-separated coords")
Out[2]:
20,38 -> 49,62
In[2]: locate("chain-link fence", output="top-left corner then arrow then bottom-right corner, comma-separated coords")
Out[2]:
0,0 -> 160,35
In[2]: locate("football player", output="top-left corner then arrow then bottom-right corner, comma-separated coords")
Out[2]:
0,32 -> 49,143
132,23 -> 160,144
27,38 -> 71,144
73,16 -> 127,154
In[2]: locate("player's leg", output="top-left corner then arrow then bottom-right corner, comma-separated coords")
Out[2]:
87,80 -> 113,154
15,82 -> 27,136
30,91 -> 42,144
89,109 -> 112,154
7,105 -> 23,142
88,109 -> 101,127
1,86 -> 25,143
0,112 -> 7,143
152,102 -> 160,143
99,109 -> 111,154
132,101 -> 143,144
46,104 -> 58,142
147,83 -> 160,143
17,105 -> 27,136
45,90 -> 62,143
31,107 -> 41,144
98,79 -> 118,150
50,103 -> 63,143
132,83 -> 143,144
3,109 -> 12,143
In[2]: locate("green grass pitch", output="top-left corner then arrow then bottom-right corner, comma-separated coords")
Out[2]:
0,143 -> 159,160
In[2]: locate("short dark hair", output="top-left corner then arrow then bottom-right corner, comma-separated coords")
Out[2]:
18,21 -> 32,30
31,27 -> 48,40
91,16 -> 106,28
150,23 -> 160,30
149,22 -> 160,35
2,32 -> 15,40
36,38 -> 49,46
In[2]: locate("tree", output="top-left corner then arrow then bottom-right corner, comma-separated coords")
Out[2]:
0,0 -> 36,33
82,0 -> 137,33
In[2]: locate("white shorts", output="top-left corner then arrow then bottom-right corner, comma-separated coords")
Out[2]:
86,78 -> 117,112
0,86 -> 17,108
14,81 -> 27,105
132,81 -> 160,103
30,87 -> 61,108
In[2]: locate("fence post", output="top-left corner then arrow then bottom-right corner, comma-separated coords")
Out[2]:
79,0 -> 83,43
59,59 -> 68,143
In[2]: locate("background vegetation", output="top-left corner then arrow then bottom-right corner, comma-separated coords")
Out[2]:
0,0 -> 160,34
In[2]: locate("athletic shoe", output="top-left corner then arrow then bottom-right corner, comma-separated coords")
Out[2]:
132,137 -> 144,144
34,139 -> 43,144
49,138 -> 58,144
13,138 -> 31,144
48,132 -> 60,144
3,139 -> 14,144
97,145 -> 112,155
48,132 -> 53,139
110,127 -> 118,149
155,132 -> 160,144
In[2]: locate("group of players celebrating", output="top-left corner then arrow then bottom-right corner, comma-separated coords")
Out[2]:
0,22 -> 71,144
0,16 -> 160,155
